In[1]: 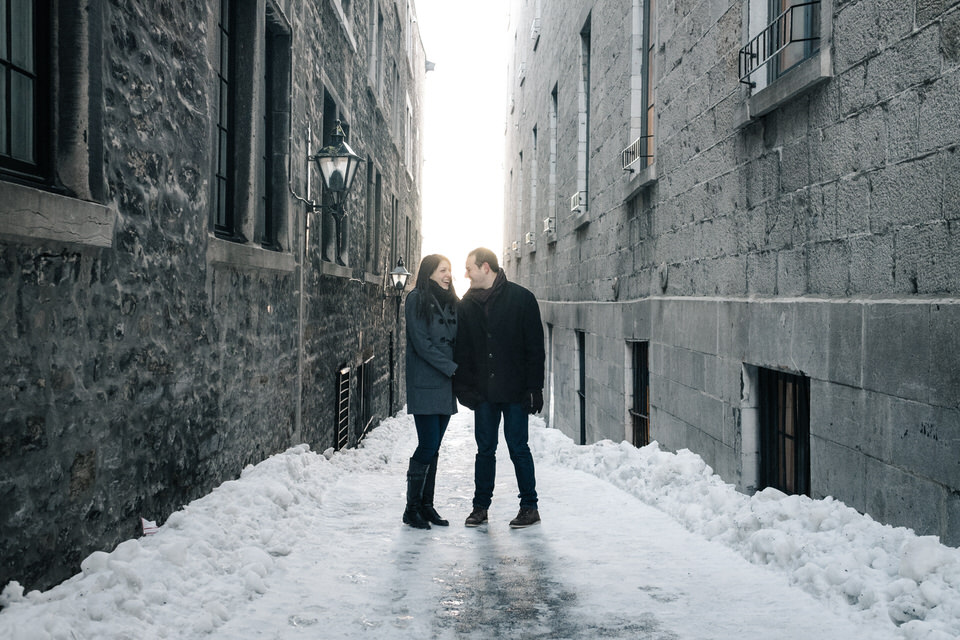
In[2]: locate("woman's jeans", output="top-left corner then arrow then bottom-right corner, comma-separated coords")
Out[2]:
472,401 -> 538,510
412,414 -> 450,464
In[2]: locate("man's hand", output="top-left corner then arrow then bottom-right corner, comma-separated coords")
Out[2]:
524,389 -> 544,414
457,390 -> 483,410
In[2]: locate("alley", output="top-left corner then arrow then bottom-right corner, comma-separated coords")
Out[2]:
1,410 -> 955,639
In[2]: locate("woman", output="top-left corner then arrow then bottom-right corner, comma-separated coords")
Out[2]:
402,254 -> 459,529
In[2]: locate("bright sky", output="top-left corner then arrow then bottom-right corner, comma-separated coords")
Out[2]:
415,0 -> 508,286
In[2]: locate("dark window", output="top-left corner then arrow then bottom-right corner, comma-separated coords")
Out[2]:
1,0 -> 50,181
356,355 -> 375,443
577,330 -> 586,445
630,341 -> 650,447
759,367 -> 810,496
214,0 -> 236,238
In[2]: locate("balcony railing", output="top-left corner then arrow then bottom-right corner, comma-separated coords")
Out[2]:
530,17 -> 541,41
570,191 -> 586,212
739,1 -> 820,86
621,135 -> 653,170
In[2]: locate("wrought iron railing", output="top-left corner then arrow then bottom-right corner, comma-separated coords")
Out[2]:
739,1 -> 820,86
621,135 -> 654,170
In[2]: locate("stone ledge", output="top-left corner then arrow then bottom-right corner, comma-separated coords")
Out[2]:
748,50 -> 832,119
0,181 -> 115,248
207,236 -> 297,273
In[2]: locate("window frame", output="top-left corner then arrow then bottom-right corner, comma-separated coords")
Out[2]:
208,0 -> 294,272
742,0 -> 832,119
758,367 -> 811,496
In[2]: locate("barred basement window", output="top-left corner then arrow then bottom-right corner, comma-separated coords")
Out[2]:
629,341 -> 650,447
356,355 -> 375,443
576,330 -> 586,445
336,366 -> 351,451
758,367 -> 810,496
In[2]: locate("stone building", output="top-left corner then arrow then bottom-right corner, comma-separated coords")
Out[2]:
504,0 -> 960,544
0,0 -> 426,591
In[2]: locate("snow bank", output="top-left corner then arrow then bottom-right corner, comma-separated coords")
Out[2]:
529,420 -> 960,640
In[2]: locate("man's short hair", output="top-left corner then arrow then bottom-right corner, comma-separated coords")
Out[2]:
468,247 -> 500,273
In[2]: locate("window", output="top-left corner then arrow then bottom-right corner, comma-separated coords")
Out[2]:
576,330 -> 586,445
758,367 -> 810,496
356,355 -> 375,443
575,18 -> 591,221
213,0 -> 291,250
365,162 -> 381,273
0,0 -> 49,181
545,84 -> 557,239
336,366 -> 351,451
623,0 -> 656,172
529,126 -> 538,248
739,0 -> 830,116
629,341 -> 650,447
0,2 -> 112,248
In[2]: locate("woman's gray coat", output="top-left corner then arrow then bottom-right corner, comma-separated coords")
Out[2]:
404,288 -> 458,415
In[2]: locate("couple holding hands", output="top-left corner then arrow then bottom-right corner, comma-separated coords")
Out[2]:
402,247 -> 545,530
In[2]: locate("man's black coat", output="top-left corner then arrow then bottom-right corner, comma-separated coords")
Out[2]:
454,277 -> 545,406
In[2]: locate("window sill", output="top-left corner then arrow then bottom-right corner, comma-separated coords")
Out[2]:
544,229 -> 557,245
319,260 -> 353,279
747,51 -> 832,119
624,162 -> 657,201
571,209 -> 590,230
207,236 -> 296,273
0,181 -> 114,248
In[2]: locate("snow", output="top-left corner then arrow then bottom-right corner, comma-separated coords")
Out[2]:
1,409 -> 958,639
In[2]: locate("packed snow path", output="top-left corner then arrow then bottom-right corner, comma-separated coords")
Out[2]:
2,410 -> 958,639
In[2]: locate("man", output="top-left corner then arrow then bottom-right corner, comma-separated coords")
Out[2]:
454,247 -> 545,528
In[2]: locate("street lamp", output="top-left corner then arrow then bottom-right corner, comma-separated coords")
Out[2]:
308,119 -> 362,265
388,256 -> 412,415
309,119 -> 362,210
389,257 -> 412,293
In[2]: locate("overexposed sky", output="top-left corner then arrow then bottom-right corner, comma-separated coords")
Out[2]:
415,0 -> 508,285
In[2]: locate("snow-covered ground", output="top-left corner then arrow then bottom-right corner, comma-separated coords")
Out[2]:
1,409 -> 958,639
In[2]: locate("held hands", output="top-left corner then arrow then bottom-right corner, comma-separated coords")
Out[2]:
524,389 -> 544,415
457,390 -> 483,410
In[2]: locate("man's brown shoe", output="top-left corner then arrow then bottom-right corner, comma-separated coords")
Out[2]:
509,508 -> 541,528
465,507 -> 488,527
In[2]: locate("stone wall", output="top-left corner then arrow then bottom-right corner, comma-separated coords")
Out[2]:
506,0 -> 960,544
0,0 -> 425,591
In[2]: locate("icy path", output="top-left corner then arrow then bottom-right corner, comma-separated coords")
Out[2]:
2,408 -> 950,639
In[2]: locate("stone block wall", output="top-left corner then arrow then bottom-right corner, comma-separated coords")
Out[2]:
1,0 -> 425,591
509,0 -> 960,544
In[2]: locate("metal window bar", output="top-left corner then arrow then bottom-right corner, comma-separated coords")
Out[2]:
357,355 -> 376,443
629,341 -> 650,447
758,368 -> 810,496
622,135 -> 654,171
738,1 -> 820,86
335,366 -> 351,451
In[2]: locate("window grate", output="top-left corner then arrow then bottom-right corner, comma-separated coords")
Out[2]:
357,356 -> 375,444
739,1 -> 820,86
335,366 -> 350,451
630,341 -> 650,447
621,135 -> 654,170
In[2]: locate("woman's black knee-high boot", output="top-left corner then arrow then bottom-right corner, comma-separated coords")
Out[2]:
420,454 -> 449,526
403,458 -> 431,529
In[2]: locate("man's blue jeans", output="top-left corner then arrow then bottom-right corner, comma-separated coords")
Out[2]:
472,401 -> 538,510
